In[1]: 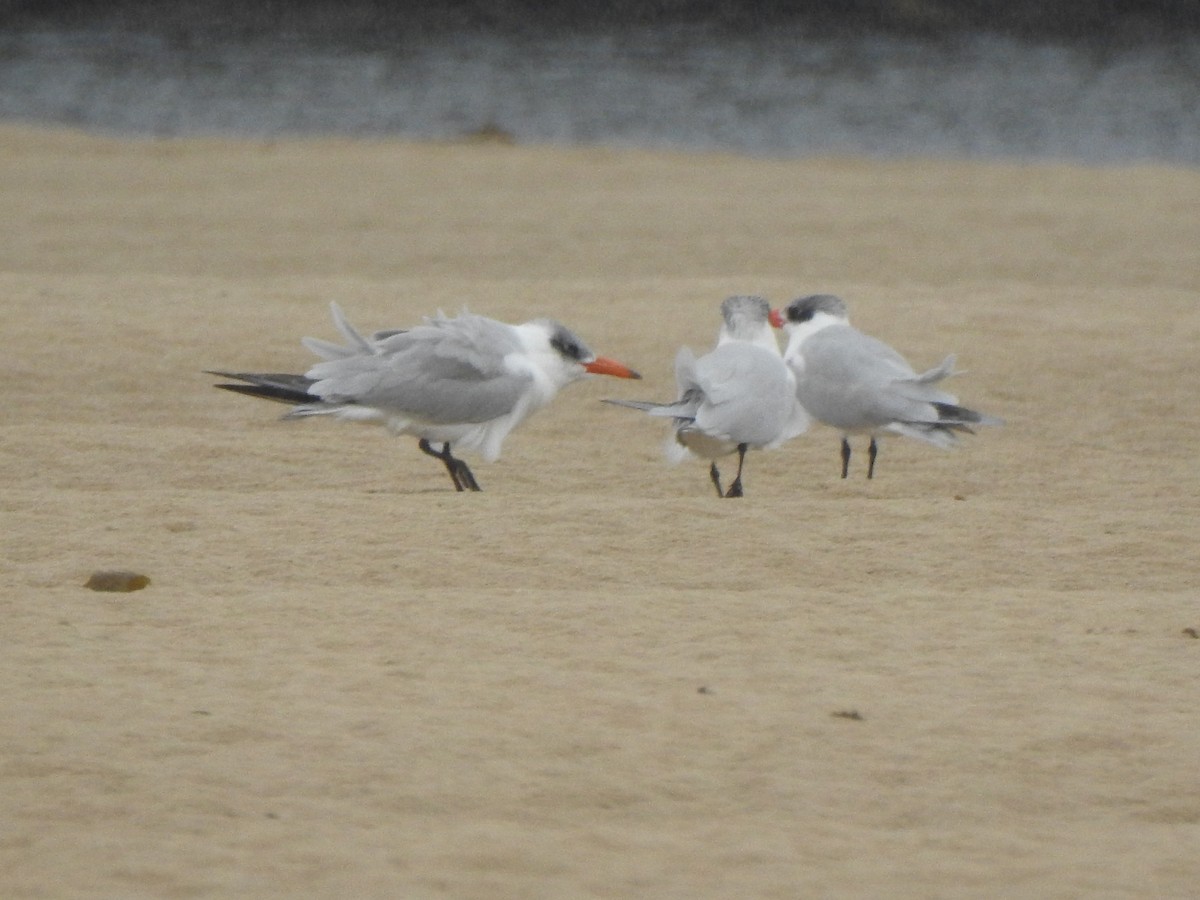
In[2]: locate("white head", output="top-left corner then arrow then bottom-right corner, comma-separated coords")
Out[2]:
519,319 -> 641,390
717,295 -> 780,353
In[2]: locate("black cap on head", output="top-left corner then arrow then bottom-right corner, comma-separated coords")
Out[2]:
547,321 -> 593,363
784,294 -> 848,324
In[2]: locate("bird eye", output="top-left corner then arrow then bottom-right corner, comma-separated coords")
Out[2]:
551,333 -> 582,361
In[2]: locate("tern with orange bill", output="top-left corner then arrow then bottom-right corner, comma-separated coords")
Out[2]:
604,295 -> 808,498
210,302 -> 640,491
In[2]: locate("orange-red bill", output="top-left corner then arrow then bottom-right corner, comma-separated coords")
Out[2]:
768,308 -> 785,328
584,356 -> 641,379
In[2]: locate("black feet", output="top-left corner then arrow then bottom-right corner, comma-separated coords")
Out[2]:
454,459 -> 481,492
723,444 -> 748,498
418,439 -> 482,492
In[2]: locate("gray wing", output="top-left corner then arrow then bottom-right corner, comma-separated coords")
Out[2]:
305,311 -> 531,425
603,396 -> 701,423
602,347 -> 707,423
890,354 -> 959,405
301,302 -> 380,361
691,342 -> 795,446
672,346 -> 700,395
798,326 -> 956,429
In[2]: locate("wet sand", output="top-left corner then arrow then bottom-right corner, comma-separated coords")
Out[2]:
2,126 -> 1198,898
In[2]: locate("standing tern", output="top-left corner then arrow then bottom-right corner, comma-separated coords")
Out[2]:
210,302 -> 640,492
769,294 -> 1002,478
604,295 -> 809,498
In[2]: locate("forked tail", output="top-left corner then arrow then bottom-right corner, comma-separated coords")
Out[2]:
931,401 -> 1004,431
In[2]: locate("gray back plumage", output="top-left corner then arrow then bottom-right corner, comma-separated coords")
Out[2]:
797,325 -> 957,429
305,309 -> 532,425
690,341 -> 796,446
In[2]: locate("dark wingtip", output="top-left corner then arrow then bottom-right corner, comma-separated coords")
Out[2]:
207,371 -> 318,406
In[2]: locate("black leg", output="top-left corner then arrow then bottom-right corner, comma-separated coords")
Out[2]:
724,443 -> 748,498
708,462 -> 724,498
454,456 -> 482,492
418,439 -> 482,492
419,439 -> 462,491
840,437 -> 851,479
867,438 -> 878,480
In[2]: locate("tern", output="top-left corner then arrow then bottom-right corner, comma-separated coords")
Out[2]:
604,295 -> 809,498
769,294 -> 1002,478
210,302 -> 640,491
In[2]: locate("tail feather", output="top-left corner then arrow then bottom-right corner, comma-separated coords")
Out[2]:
301,336 -> 356,360
602,398 -> 666,413
301,302 -> 384,360
329,301 -> 376,353
931,401 -> 1004,429
208,371 -> 318,406
887,421 -> 962,448
888,399 -> 1003,448
909,354 -> 957,385
603,396 -> 699,422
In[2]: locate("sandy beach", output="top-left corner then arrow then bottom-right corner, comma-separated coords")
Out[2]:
2,125 -> 1198,898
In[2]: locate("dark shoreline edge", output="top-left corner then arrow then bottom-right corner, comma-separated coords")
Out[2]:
5,0 -> 1199,46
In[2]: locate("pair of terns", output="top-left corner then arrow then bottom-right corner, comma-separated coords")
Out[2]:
605,293 -> 1000,494
212,295 -> 1000,495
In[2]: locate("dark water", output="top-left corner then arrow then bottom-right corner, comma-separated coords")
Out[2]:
3,5 -> 1199,164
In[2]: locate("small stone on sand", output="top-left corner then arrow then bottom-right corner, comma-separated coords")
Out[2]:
85,571 -> 151,592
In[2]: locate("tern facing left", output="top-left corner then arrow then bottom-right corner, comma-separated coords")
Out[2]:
210,302 -> 640,492
604,295 -> 809,498
770,294 -> 1002,479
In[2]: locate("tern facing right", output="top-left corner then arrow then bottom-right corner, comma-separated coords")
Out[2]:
769,294 -> 1002,479
605,295 -> 809,498
210,302 -> 640,492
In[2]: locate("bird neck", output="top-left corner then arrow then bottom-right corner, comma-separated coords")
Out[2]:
784,311 -> 845,353
718,322 -> 781,355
